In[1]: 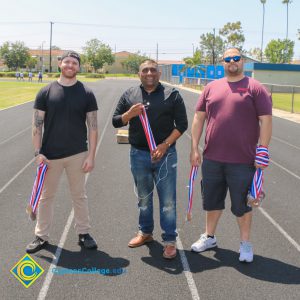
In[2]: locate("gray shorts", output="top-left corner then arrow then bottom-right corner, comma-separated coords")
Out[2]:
201,158 -> 256,217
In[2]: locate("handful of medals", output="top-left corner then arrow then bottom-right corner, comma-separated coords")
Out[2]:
247,189 -> 265,207
247,145 -> 269,208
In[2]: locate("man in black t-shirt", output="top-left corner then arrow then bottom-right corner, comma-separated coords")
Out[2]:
26,51 -> 99,253
112,59 -> 188,259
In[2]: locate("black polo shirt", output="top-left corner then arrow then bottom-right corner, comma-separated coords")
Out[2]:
112,83 -> 188,150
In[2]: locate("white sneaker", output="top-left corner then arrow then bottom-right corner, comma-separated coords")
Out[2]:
191,234 -> 217,252
239,241 -> 253,263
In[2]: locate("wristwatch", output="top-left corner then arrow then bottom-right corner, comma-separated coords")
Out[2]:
164,140 -> 171,148
34,150 -> 40,157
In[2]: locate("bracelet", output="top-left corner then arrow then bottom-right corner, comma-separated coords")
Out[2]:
34,150 -> 40,157
164,140 -> 171,148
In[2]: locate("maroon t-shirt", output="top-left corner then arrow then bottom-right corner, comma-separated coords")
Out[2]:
196,76 -> 272,164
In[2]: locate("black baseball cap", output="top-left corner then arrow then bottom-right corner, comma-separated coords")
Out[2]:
60,51 -> 81,65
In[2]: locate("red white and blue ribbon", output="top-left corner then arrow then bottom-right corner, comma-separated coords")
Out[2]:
139,106 -> 157,151
250,168 -> 264,200
26,162 -> 48,220
255,145 -> 269,167
186,166 -> 198,221
247,146 -> 269,207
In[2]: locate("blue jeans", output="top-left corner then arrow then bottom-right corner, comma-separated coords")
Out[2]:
130,146 -> 177,243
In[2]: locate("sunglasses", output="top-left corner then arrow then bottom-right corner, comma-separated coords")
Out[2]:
223,56 -> 241,63
141,67 -> 158,74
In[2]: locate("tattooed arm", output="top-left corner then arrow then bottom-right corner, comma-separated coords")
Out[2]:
32,109 -> 45,152
32,109 -> 48,163
82,111 -> 98,173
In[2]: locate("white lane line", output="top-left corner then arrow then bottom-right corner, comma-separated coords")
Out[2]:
272,136 -> 300,151
0,100 -> 33,111
0,125 -> 31,146
37,210 -> 74,300
0,158 -> 34,194
184,133 -> 203,151
270,159 -> 300,181
259,207 -> 300,252
183,132 -> 300,252
177,236 -> 200,300
37,104 -> 115,300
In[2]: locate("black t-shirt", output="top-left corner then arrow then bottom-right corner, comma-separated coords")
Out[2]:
34,81 -> 98,159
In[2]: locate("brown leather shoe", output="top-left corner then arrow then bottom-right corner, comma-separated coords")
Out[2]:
128,233 -> 153,248
163,244 -> 177,259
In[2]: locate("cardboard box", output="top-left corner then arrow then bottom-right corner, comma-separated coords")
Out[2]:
116,129 -> 129,144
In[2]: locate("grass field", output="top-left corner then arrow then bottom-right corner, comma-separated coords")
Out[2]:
1,80 -> 299,113
272,93 -> 300,113
104,73 -> 137,78
0,77 -> 102,109
0,82 -> 47,109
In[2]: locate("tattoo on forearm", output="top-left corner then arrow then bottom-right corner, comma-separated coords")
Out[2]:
87,111 -> 98,130
32,110 -> 44,136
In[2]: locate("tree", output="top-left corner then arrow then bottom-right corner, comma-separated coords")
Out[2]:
0,41 -> 30,70
51,45 -> 61,50
83,39 -> 114,72
247,47 -> 263,61
199,32 -> 224,64
264,39 -> 294,63
26,56 -> 38,71
121,52 -> 149,73
183,49 -> 204,67
219,21 -> 245,50
183,49 -> 206,78
260,0 -> 267,62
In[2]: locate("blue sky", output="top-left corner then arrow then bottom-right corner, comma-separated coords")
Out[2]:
0,0 -> 299,61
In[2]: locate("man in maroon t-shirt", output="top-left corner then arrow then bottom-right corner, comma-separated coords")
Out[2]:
190,47 -> 272,263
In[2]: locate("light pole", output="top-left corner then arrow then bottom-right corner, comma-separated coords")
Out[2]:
41,41 -> 46,73
260,0 -> 266,62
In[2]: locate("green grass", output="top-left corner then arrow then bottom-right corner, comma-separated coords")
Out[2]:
0,78 -> 102,109
182,84 -> 300,114
0,82 -> 47,109
104,73 -> 138,78
2,80 -> 298,113
272,93 -> 300,113
0,74 -> 138,109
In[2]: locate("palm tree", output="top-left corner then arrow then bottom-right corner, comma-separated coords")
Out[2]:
260,0 -> 267,62
183,49 -> 206,80
282,0 -> 292,40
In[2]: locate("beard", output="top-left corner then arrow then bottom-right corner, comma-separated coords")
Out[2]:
225,64 -> 242,76
61,68 -> 77,79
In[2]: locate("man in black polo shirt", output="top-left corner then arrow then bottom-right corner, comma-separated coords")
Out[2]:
26,51 -> 98,253
112,59 -> 188,259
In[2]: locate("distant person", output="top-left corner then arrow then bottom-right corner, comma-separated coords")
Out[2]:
28,72 -> 33,82
38,71 -> 43,83
26,51 -> 99,253
112,59 -> 188,259
16,72 -> 20,81
20,72 -> 24,81
190,47 -> 272,263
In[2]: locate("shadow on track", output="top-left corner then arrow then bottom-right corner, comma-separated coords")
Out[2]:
142,243 -> 300,284
36,243 -> 130,277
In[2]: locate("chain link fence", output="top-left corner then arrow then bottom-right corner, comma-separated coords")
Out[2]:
262,83 -> 300,113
